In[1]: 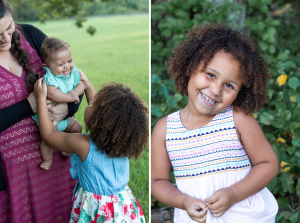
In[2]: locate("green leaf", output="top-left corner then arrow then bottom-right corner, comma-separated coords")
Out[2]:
151,105 -> 163,117
296,179 -> 300,200
282,110 -> 292,121
296,210 -> 300,223
166,96 -> 177,108
277,197 -> 290,209
272,119 -> 284,128
288,77 -> 300,90
260,112 -> 274,125
259,41 -> 268,51
287,147 -> 295,155
275,214 -> 284,223
269,45 -> 276,54
279,172 -> 294,194
288,213 -> 298,223
283,61 -> 297,70
278,52 -> 289,61
267,176 -> 277,191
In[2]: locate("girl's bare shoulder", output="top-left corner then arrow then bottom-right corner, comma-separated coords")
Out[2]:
152,116 -> 167,139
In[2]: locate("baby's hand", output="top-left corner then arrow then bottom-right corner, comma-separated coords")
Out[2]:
182,196 -> 207,223
205,187 -> 236,217
34,78 -> 47,99
68,90 -> 80,104
78,69 -> 91,89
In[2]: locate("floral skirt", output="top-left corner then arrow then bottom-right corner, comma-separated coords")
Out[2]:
70,185 -> 145,223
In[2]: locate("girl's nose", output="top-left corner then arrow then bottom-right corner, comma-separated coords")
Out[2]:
210,83 -> 222,96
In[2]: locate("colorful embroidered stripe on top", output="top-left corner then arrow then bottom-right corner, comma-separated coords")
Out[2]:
166,106 -> 251,180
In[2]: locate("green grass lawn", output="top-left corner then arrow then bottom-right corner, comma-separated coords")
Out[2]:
27,14 -> 149,221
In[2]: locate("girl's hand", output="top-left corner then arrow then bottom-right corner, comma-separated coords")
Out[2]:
33,78 -> 47,100
182,196 -> 208,223
27,92 -> 37,113
205,187 -> 236,217
47,102 -> 68,126
78,68 -> 91,89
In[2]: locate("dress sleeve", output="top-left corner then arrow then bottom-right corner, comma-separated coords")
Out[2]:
0,99 -> 34,133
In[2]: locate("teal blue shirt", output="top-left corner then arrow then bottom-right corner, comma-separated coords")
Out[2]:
43,64 -> 80,94
32,64 -> 81,131
70,134 -> 129,196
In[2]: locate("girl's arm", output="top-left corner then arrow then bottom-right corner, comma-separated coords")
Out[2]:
34,79 -> 89,162
152,118 -> 208,222
78,69 -> 96,103
206,110 -> 279,217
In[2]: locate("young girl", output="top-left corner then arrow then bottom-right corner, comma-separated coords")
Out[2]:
151,24 -> 279,223
32,37 -> 85,170
34,71 -> 148,222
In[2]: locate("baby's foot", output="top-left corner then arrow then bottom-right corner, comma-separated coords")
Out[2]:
61,151 -> 72,157
40,160 -> 52,170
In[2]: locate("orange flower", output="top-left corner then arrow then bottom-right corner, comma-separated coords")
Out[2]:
276,138 -> 286,143
277,75 -> 287,86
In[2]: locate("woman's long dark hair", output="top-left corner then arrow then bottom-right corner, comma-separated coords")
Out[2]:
0,0 -> 38,92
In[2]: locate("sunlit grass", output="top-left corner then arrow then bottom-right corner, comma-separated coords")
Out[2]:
26,14 -> 149,221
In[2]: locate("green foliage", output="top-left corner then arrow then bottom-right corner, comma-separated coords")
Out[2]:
151,0 -> 300,218
10,0 -> 148,35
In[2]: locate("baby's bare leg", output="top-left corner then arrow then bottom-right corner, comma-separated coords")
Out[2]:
61,117 -> 82,157
40,140 -> 53,170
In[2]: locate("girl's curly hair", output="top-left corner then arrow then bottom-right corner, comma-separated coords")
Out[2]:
166,24 -> 270,114
40,37 -> 70,63
85,83 -> 149,160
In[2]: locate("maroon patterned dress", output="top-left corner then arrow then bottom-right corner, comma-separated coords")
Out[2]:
0,29 -> 77,222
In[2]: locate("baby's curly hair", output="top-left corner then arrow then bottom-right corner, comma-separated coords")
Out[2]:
40,37 -> 70,63
166,24 -> 270,114
85,83 -> 149,160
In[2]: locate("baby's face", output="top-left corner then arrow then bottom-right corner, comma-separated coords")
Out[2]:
46,49 -> 74,76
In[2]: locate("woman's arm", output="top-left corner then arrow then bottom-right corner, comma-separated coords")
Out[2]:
151,118 -> 207,222
205,110 -> 279,217
34,78 -> 89,161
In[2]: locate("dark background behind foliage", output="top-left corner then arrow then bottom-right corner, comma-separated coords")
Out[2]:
151,0 -> 300,222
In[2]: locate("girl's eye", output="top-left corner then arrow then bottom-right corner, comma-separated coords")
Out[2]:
7,25 -> 11,30
225,83 -> 233,89
69,60 -> 72,63
207,73 -> 215,78
59,64 -> 63,66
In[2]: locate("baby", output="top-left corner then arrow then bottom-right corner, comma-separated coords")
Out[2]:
33,37 -> 84,170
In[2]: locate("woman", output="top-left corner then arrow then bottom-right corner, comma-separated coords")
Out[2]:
0,0 -> 82,221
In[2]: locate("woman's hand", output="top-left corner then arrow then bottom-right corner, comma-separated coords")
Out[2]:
205,187 -> 236,217
182,196 -> 208,223
78,68 -> 91,89
47,101 -> 68,126
27,92 -> 37,113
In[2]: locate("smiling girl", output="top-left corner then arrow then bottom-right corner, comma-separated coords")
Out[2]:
32,37 -> 85,170
151,24 -> 278,223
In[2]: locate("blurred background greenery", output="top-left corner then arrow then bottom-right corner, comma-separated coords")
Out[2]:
10,0 -> 148,34
8,0 -> 149,221
151,0 -> 300,222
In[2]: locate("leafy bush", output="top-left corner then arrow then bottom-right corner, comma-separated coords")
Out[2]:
151,0 -> 300,221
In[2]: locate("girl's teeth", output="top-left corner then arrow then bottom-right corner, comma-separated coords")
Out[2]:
202,92 -> 215,104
